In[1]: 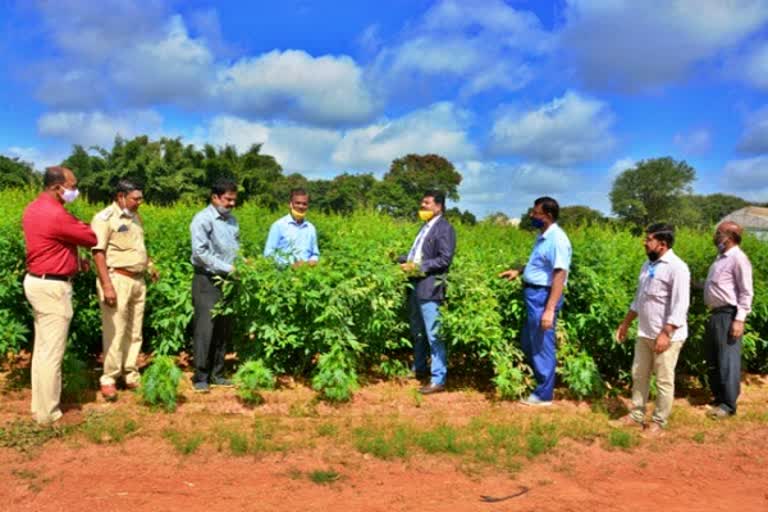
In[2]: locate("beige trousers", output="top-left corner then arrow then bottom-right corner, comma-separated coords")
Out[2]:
23,274 -> 74,424
630,337 -> 684,427
97,272 -> 146,386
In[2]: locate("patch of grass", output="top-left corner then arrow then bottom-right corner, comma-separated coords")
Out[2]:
233,360 -> 275,405
80,412 -> 139,444
163,429 -> 204,455
607,428 -> 638,450
353,424 -> 410,460
11,468 -> 37,480
316,422 -> 338,437
308,469 -> 340,484
287,467 -> 303,480
692,431 -> 706,444
410,388 -> 423,408
0,420 -> 68,452
288,399 -> 318,418
525,421 -> 559,459
415,423 -> 464,454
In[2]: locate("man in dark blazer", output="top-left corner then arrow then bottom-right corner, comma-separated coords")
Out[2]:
399,190 -> 456,394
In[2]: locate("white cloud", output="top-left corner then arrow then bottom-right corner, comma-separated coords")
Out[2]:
673,129 -> 712,155
489,91 -> 616,166
111,15 -> 214,104
37,110 -> 164,147
4,146 -> 67,171
331,102 -> 476,171
723,156 -> 768,190
741,40 -> 768,89
371,0 -> 552,98
204,116 -> 341,176
737,105 -> 768,154
609,157 -> 637,177
213,49 -> 377,125
563,0 -> 768,91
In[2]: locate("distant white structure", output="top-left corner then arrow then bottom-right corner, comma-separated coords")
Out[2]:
720,206 -> 768,241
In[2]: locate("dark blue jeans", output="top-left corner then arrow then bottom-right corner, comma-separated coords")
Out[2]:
409,291 -> 447,386
521,286 -> 562,401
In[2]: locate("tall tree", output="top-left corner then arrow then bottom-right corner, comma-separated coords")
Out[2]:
376,154 -> 462,216
610,157 -> 696,228
0,155 -> 40,189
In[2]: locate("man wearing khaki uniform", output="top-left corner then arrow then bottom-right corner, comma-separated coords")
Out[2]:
91,180 -> 155,400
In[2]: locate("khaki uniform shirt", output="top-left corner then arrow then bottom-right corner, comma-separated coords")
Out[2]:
91,203 -> 148,273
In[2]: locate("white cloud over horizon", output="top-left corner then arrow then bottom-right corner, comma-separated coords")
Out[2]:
489,91 -> 616,166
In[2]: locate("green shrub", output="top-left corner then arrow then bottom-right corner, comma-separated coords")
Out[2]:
138,355 -> 182,412
233,360 -> 275,405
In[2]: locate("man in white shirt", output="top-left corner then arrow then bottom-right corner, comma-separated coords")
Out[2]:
703,221 -> 753,419
615,223 -> 690,434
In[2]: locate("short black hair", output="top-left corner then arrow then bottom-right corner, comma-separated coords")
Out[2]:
211,178 -> 238,197
534,196 -> 559,221
647,223 -> 675,248
290,187 -> 309,200
115,179 -> 142,197
43,166 -> 68,188
423,190 -> 446,211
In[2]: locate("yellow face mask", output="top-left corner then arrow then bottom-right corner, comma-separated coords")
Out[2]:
418,209 -> 435,222
291,208 -> 306,221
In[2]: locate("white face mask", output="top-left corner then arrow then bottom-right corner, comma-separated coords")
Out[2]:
61,187 -> 79,204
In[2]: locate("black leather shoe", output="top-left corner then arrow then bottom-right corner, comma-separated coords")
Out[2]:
418,384 -> 445,395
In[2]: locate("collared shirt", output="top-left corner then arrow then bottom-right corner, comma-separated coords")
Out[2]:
704,246 -> 753,321
522,223 -> 572,286
630,249 -> 690,342
22,193 -> 97,276
190,204 -> 240,274
263,214 -> 319,265
91,202 -> 148,273
407,214 -> 441,265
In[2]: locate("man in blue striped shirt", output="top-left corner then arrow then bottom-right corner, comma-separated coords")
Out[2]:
190,178 -> 240,393
264,188 -> 320,267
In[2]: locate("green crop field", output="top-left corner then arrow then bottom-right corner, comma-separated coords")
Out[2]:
1,188 -> 766,402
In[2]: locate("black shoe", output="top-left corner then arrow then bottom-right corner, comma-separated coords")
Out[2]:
194,381 -> 210,393
418,383 -> 445,395
211,377 -> 234,388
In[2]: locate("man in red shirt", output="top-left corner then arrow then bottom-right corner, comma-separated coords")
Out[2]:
22,166 -> 97,425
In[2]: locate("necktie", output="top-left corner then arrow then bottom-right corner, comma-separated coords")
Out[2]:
407,224 -> 428,262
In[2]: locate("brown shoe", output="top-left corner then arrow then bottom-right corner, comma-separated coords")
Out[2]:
645,422 -> 665,436
101,384 -> 118,401
124,381 -> 140,391
418,383 -> 445,395
610,414 -> 644,428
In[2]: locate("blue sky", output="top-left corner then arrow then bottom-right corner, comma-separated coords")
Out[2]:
2,0 -> 768,217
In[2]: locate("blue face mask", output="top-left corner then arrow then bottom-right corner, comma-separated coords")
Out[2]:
531,218 -> 545,229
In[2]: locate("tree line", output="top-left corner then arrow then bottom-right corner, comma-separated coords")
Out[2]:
1,137 -> 761,229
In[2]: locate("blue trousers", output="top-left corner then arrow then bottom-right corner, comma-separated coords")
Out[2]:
521,286 -> 562,401
409,291 -> 447,386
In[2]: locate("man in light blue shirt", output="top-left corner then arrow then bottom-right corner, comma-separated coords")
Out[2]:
500,197 -> 572,406
189,178 -> 240,393
264,188 -> 319,267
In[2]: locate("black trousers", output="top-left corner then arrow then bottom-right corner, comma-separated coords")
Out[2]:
192,273 -> 232,383
705,306 -> 741,414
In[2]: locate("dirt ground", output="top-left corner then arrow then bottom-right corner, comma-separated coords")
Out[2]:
1,372 -> 767,512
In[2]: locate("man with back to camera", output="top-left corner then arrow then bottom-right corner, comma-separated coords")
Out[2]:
615,223 -> 690,435
703,221 -> 753,419
22,165 -> 97,424
91,179 -> 159,401
499,196 -> 571,407
190,178 -> 240,393
263,188 -> 319,267
399,190 -> 456,395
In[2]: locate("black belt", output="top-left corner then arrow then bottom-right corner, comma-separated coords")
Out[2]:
523,281 -> 550,290
711,305 -> 737,315
193,267 -> 227,278
28,272 -> 72,282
